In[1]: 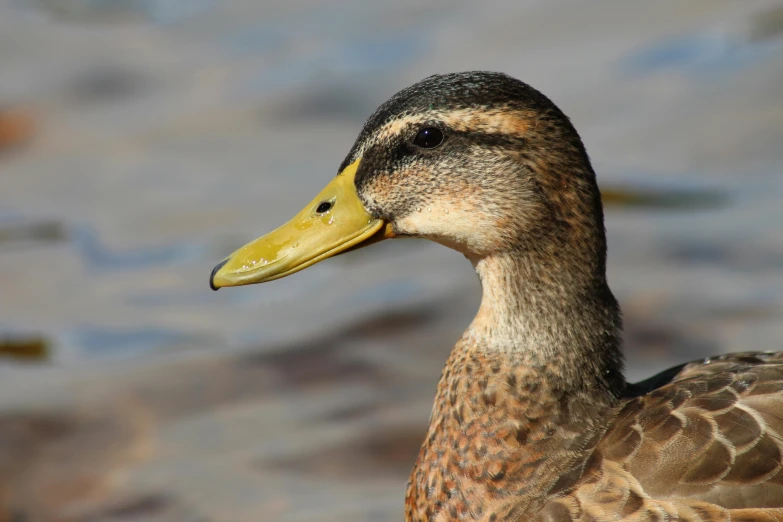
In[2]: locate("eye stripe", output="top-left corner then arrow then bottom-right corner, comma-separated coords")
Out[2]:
340,110 -> 531,172
369,112 -> 529,148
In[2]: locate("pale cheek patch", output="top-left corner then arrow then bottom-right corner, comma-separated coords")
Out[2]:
394,198 -> 510,256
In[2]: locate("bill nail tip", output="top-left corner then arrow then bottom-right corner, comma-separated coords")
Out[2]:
210,258 -> 229,291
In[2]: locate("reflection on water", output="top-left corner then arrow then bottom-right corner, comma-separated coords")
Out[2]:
35,0 -> 215,24
69,326 -> 196,359
623,31 -> 783,76
70,225 -> 211,272
0,335 -> 50,362
623,3 -> 783,76
0,218 -> 67,247
600,184 -> 727,210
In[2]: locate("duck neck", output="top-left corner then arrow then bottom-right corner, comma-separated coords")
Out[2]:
463,249 -> 625,404
408,249 -> 625,513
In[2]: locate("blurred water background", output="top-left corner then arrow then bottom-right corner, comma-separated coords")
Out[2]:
0,1 -> 782,520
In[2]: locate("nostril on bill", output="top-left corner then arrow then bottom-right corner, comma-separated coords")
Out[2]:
316,201 -> 333,214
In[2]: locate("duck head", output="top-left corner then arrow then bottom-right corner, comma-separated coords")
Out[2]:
210,71 -> 606,290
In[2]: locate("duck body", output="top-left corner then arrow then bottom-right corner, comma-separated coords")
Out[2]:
210,72 -> 783,521
409,347 -> 783,521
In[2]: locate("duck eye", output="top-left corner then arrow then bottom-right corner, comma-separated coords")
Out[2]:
413,127 -> 444,148
316,201 -> 332,214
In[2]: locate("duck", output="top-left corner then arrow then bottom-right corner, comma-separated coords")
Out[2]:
210,72 -> 783,521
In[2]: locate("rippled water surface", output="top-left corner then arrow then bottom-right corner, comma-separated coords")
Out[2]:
0,1 -> 782,520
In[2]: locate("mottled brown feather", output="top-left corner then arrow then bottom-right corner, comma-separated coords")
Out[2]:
537,356 -> 783,520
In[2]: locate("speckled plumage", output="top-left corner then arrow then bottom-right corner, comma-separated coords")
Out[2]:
407,347 -> 783,521
291,72 -> 783,520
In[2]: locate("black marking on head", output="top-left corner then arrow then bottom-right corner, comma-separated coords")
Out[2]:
338,71 -> 576,173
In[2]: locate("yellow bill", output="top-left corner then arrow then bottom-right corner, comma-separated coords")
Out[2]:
210,159 -> 390,290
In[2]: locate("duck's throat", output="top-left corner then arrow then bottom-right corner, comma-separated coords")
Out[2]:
463,250 -> 625,400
